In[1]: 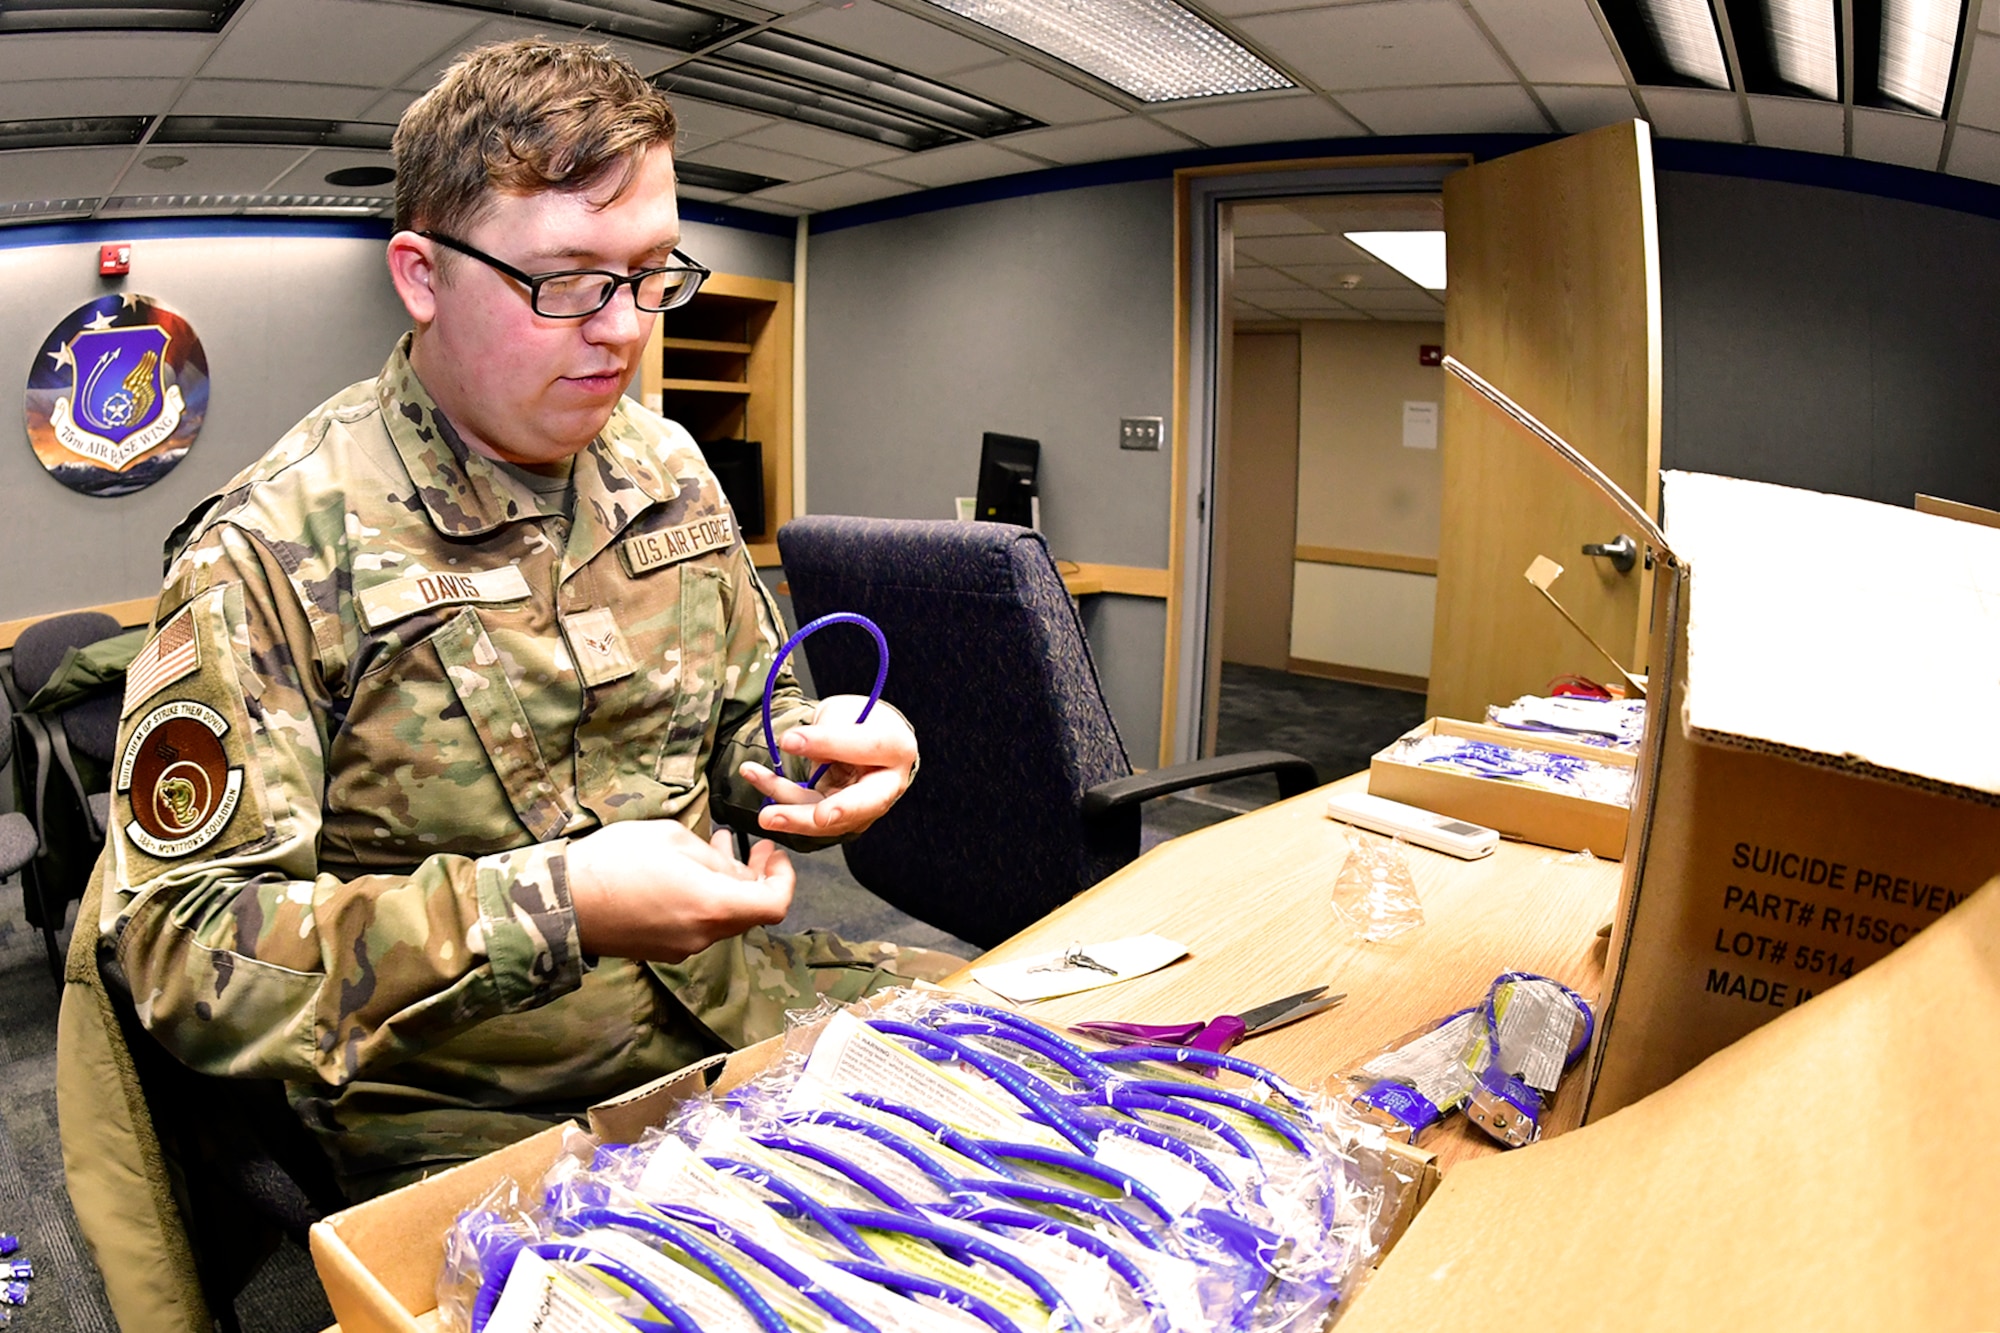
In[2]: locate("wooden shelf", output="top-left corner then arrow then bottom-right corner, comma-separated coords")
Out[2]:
659,378 -> 752,395
661,336 -> 754,355
641,270 -> 794,566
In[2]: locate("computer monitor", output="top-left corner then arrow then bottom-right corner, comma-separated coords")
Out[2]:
975,432 -> 1039,527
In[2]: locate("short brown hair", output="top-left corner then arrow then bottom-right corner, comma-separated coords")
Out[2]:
393,37 -> 677,237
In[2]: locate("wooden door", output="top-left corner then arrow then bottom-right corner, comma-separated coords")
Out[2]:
1427,121 -> 1662,721
1221,330 -> 1300,670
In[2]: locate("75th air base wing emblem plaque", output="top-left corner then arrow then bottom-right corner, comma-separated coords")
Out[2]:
25,293 -> 209,498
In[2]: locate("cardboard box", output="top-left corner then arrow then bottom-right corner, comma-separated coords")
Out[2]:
308,999 -> 1441,1333
1337,872 -> 2000,1331
1368,716 -> 1634,857
1586,471 -> 2000,1118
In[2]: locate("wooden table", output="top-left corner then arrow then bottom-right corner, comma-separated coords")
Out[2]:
939,772 -> 1621,1173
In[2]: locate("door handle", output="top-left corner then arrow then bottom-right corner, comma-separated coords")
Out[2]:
1581,534 -> 1637,574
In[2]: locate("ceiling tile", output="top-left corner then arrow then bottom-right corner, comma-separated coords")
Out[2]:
872,138 -> 1043,186
1641,86 -> 1746,141
0,34 -> 212,82
1849,106 -> 1944,168
1238,232 -> 1373,264
1236,2 -> 1513,91
675,183 -> 738,203
118,145 -> 315,194
737,120 -> 909,168
1367,307 -> 1448,322
997,116 -> 1191,164
1464,0 -> 1622,83
1260,290 -> 1360,312
1952,34 -> 2000,131
749,169 -> 918,210
1536,84 -> 1638,133
1201,0 -> 1342,15
0,78 -> 182,119
408,17 -> 688,88
204,0 -> 484,87
174,78 -> 381,119
1281,261 -> 1403,288
1151,93 -> 1363,145
1747,95 -> 1844,155
1285,193 -> 1442,230
779,0 -> 1004,77
949,59 -> 1126,125
683,139 -> 837,183
666,96 -> 777,153
266,147 -> 397,194
0,146 -> 131,205
1230,201 -> 1322,237
1232,265 -> 1311,293
1339,84 -> 1547,134
1337,287 -> 1443,310
1945,124 -> 2000,182
363,89 -> 421,122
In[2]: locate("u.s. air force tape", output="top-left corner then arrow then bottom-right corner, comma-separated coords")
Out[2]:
117,699 -> 244,859
619,513 -> 735,576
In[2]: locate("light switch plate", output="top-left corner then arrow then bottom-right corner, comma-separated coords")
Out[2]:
1120,416 -> 1163,451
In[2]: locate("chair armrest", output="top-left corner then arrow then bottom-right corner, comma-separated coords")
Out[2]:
1081,750 -> 1321,818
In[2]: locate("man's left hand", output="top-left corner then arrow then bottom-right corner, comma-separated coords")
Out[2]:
740,694 -> 916,837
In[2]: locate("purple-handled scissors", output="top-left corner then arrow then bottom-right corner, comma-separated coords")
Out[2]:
1067,985 -> 1344,1062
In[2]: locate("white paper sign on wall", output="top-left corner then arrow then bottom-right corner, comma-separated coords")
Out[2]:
1403,400 -> 1439,450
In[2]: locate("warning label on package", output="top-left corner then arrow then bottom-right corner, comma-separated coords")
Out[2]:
1695,841 -> 1962,1013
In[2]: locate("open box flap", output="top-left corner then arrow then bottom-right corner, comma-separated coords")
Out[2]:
1666,470 -> 2000,801
1338,871 -> 2000,1331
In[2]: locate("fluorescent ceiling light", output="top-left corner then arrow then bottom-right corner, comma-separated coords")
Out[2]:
728,32 -> 1034,139
1764,0 -> 1839,98
153,116 -> 395,150
1634,0 -> 1732,88
101,193 -> 390,216
916,0 -> 1291,102
674,160 -> 785,195
0,116 -> 148,149
1344,231 -> 1446,291
1879,0 -> 1961,115
415,0 -> 744,53
0,0 -> 240,32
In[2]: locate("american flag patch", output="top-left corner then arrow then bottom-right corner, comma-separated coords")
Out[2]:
122,605 -> 200,716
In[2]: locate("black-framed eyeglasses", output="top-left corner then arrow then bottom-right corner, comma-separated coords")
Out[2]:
419,230 -> 710,318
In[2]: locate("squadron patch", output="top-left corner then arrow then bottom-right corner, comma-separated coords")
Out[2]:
117,699 -> 244,858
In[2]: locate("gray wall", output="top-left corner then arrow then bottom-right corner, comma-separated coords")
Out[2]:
0,230 -> 411,620
1658,170 -> 2000,511
0,216 -> 789,622
804,179 -> 1177,762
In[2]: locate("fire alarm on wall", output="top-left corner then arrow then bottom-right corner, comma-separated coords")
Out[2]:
1419,344 -> 1443,366
99,243 -> 132,277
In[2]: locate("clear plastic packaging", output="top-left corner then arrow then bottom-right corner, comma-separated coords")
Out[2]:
439,988 -> 1395,1333
1330,831 -> 1425,943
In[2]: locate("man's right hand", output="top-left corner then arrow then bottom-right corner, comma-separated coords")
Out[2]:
566,820 -> 794,962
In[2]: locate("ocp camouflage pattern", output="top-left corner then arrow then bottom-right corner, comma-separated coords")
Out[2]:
99,336 -> 959,1196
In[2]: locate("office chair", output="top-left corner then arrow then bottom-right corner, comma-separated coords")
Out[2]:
776,515 -> 1320,948
0,691 -> 43,910
10,610 -> 122,980
96,945 -> 349,1333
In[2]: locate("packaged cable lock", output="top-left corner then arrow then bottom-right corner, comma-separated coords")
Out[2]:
1341,1009 -> 1485,1141
439,989 -> 1400,1333
1460,973 -> 1594,1149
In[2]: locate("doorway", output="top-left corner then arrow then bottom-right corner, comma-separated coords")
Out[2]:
1207,193 -> 1445,792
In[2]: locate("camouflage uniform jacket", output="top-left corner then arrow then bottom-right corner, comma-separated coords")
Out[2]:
99,336 -> 950,1195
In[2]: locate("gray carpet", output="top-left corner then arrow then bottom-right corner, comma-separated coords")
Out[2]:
0,663 -> 1422,1332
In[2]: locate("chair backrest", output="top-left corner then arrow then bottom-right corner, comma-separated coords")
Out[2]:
12,610 -> 122,698
777,516 -> 1134,947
